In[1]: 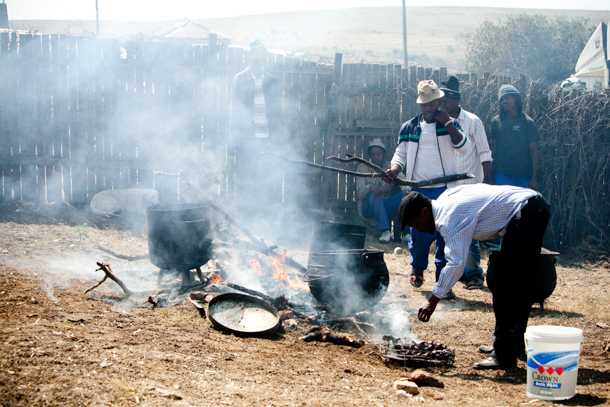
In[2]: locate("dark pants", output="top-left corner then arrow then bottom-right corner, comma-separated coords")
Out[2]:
487,195 -> 550,366
409,186 -> 447,278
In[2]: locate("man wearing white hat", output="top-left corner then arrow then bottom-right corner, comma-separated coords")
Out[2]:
386,80 -> 472,295
356,138 -> 407,243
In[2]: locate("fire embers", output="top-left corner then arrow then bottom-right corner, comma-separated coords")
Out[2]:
381,335 -> 455,366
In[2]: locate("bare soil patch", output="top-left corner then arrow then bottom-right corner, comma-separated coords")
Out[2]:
0,206 -> 609,406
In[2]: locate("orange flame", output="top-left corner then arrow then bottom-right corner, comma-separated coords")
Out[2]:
271,252 -> 310,292
247,258 -> 264,276
209,273 -> 224,284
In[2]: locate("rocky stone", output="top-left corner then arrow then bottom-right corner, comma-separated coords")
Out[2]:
409,369 -> 444,388
392,379 -> 419,394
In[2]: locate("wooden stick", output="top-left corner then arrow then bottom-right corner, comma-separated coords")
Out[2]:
262,152 -> 378,178
328,155 -> 475,186
327,155 -> 385,175
225,283 -> 274,303
98,246 -> 149,261
264,152 -> 474,187
84,262 -> 135,297
327,317 -> 376,336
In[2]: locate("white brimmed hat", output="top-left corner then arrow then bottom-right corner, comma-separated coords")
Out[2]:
416,80 -> 444,104
368,138 -> 386,153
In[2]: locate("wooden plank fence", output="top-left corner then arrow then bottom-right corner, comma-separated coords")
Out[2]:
1,32 -> 609,249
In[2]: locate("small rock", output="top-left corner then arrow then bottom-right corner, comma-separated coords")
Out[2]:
410,369 -> 444,388
394,247 -> 404,255
393,379 -> 419,395
396,390 -> 412,398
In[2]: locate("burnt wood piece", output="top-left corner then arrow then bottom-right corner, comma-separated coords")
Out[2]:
381,335 -> 455,366
300,326 -> 364,348
143,295 -> 159,309
225,283 -> 274,303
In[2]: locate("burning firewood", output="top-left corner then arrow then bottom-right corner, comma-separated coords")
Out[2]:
84,262 -> 135,297
300,326 -> 364,348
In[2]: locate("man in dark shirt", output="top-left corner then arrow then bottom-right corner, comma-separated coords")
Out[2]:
229,39 -> 284,212
490,85 -> 540,190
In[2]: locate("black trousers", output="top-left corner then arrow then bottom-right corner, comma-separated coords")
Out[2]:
487,195 -> 550,366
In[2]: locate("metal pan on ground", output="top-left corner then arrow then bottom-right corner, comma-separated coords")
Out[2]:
207,293 -> 280,337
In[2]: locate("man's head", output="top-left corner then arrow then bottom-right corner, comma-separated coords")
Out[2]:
249,38 -> 268,72
416,80 -> 444,122
498,84 -> 522,117
367,138 -> 386,167
440,76 -> 461,113
398,191 -> 435,234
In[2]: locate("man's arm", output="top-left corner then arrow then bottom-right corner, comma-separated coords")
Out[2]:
434,110 -> 466,146
482,161 -> 492,184
386,139 -> 407,178
418,234 -> 471,322
470,117 -> 492,183
529,141 -> 538,190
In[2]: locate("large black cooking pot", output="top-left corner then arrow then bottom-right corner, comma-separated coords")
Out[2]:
486,247 -> 558,310
307,221 -> 367,267
147,203 -> 212,271
307,249 -> 389,316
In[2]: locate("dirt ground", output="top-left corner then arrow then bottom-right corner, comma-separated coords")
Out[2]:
1,204 -> 609,407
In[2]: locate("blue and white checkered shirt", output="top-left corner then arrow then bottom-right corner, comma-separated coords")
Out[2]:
431,184 -> 537,298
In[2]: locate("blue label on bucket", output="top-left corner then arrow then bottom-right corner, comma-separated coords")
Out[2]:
526,350 -> 579,371
534,381 -> 562,389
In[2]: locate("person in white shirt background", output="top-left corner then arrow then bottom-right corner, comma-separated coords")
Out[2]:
439,75 -> 492,290
385,80 -> 471,298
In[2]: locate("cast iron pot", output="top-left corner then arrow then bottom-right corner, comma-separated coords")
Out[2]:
306,249 -> 389,316
147,203 -> 212,272
307,221 -> 367,267
486,247 -> 558,310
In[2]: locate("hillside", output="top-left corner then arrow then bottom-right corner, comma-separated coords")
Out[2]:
11,6 -> 610,71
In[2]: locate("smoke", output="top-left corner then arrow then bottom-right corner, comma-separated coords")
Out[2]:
1,34 -> 418,339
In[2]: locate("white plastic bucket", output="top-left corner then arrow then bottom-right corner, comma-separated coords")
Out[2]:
524,325 -> 584,400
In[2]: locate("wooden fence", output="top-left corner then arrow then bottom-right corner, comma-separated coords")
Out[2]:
1,32 -> 609,249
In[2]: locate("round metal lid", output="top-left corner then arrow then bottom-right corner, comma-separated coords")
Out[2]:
207,293 -> 280,337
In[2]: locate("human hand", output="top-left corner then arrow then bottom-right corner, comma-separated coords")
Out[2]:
417,295 -> 440,322
433,109 -> 451,126
383,168 -> 399,184
529,177 -> 538,191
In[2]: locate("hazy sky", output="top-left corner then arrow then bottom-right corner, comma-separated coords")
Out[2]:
7,0 -> 610,21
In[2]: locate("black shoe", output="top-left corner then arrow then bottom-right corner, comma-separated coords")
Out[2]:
444,290 -> 457,300
465,276 -> 485,290
473,356 -> 516,370
478,345 -> 494,354
410,275 -> 424,288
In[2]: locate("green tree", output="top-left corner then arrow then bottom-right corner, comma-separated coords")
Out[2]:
466,14 -> 595,84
